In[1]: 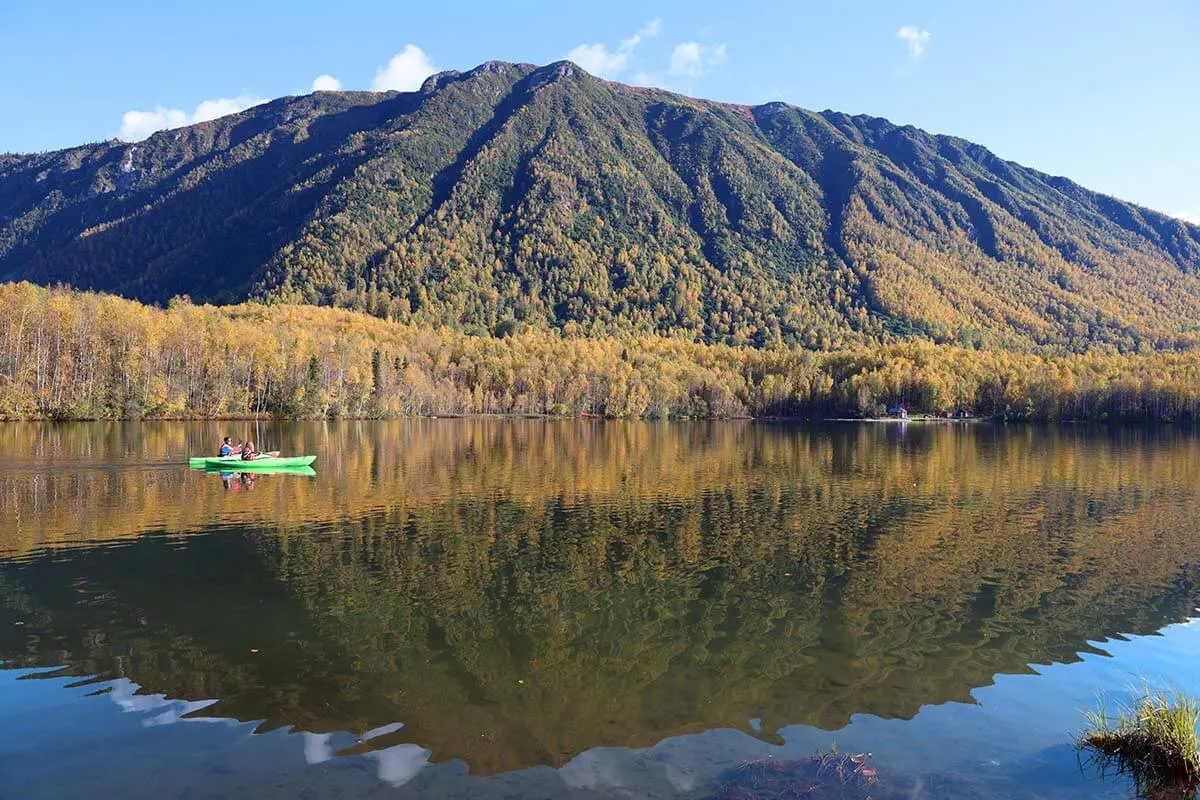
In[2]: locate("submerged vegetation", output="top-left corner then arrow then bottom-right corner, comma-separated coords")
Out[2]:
1079,688 -> 1200,798
708,752 -> 878,800
1,282 -> 1200,421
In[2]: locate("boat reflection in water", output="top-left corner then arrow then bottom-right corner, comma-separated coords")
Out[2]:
208,465 -> 317,491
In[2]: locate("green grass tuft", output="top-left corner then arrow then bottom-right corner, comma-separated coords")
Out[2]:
1078,687 -> 1200,798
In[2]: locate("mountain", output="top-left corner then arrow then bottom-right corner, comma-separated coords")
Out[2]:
3,60 -> 1199,352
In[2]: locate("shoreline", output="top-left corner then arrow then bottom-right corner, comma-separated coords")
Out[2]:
822,416 -> 985,423
2,414 -> 1191,426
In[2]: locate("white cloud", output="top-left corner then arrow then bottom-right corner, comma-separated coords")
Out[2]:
119,108 -> 188,141
367,743 -> 432,787
118,95 -> 265,142
371,44 -> 436,92
107,678 -> 223,726
626,17 -> 662,47
191,97 -> 261,123
311,74 -> 342,92
624,36 -> 729,91
302,732 -> 334,765
561,748 -> 628,790
667,42 -> 727,78
567,18 -> 661,79
898,25 -> 931,59
567,43 -> 631,78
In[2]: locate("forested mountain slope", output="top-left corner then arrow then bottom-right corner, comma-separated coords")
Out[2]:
3,60 -> 1199,351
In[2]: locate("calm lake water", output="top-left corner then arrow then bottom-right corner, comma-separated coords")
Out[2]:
2,420 -> 1199,799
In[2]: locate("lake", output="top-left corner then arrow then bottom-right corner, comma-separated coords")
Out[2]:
1,420 -> 1199,798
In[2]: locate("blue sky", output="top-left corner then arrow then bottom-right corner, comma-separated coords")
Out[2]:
1,0 -> 1196,219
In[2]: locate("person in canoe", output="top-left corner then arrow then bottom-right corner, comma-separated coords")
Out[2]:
241,441 -> 261,461
219,437 -> 245,457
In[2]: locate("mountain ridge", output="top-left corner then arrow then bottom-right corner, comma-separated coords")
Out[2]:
2,59 -> 1198,353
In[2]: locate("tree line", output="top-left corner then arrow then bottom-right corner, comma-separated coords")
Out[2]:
1,282 -> 1198,422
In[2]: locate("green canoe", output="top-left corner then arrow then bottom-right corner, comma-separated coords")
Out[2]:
200,455 -> 316,469
188,451 -> 279,468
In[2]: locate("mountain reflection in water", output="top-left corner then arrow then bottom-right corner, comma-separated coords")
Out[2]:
1,420 -> 1199,783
